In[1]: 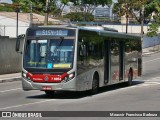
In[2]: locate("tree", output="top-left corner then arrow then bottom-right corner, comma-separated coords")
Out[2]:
113,0 -> 151,24
147,0 -> 160,36
12,0 -> 69,17
69,0 -> 112,21
0,3 -> 15,12
113,0 -> 158,34
64,12 -> 94,21
48,0 -> 69,17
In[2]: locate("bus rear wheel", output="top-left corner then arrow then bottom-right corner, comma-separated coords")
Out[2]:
44,91 -> 55,97
90,76 -> 99,95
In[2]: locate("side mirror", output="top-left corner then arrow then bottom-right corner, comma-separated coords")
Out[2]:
15,38 -> 20,52
15,34 -> 25,53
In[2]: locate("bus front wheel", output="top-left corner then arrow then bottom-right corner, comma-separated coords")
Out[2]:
44,91 -> 55,97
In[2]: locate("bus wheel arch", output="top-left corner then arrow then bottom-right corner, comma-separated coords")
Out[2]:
90,71 -> 99,95
128,68 -> 133,86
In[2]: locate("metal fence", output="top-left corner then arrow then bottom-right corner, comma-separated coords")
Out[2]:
0,25 -> 29,37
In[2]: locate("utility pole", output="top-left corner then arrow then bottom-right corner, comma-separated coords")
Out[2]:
44,0 -> 49,26
15,6 -> 20,38
29,2 -> 33,27
126,14 -> 128,34
125,3 -> 129,34
141,5 -> 144,42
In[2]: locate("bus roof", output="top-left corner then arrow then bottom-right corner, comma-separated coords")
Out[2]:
77,26 -> 141,40
28,26 -> 141,40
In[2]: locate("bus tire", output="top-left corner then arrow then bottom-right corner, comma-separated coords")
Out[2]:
127,69 -> 133,86
90,74 -> 99,95
44,91 -> 55,97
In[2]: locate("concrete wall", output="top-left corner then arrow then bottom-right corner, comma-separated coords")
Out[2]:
143,36 -> 160,48
0,26 -> 28,37
0,15 -> 29,37
0,36 -> 23,74
103,25 -> 148,34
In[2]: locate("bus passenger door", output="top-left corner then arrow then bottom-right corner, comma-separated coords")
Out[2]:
119,41 -> 125,81
104,40 -> 110,84
110,41 -> 119,83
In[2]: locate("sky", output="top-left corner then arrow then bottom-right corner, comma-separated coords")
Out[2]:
0,0 -> 12,4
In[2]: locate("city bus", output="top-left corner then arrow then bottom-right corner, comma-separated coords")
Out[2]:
16,26 -> 142,96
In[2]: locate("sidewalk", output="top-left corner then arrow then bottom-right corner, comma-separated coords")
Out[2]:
142,45 -> 160,56
0,73 -> 21,83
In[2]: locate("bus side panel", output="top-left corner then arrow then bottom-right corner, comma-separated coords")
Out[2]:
130,40 -> 139,79
110,40 -> 120,84
125,39 -> 131,81
124,38 -> 141,81
76,30 -> 104,91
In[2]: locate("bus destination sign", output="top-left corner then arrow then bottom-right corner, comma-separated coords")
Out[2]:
36,30 -> 68,36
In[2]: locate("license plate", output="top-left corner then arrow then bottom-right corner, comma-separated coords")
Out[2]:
42,86 -> 52,90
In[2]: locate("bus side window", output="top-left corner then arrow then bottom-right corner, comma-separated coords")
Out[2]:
79,40 -> 86,57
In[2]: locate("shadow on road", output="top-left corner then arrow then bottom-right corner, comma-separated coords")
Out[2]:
26,80 -> 144,100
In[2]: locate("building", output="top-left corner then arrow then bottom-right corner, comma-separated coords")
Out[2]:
94,7 -> 110,18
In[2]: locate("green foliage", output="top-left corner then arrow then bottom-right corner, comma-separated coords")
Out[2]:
147,22 -> 159,37
113,0 -> 150,24
70,0 -> 112,6
10,0 -> 112,21
0,5 -> 14,12
12,0 -> 46,13
64,12 -> 94,21
69,0 -> 112,21
147,0 -> 160,37
113,0 -> 160,36
11,0 -> 69,16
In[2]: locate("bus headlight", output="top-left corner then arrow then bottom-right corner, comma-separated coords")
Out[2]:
69,73 -> 75,80
22,72 -> 31,81
22,72 -> 27,78
62,72 -> 75,83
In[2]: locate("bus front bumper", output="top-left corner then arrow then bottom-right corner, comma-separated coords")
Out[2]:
22,78 -> 77,91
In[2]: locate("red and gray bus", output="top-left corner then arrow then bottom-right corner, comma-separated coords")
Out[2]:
16,26 -> 142,96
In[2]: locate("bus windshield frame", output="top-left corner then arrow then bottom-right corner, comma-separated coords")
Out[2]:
23,36 -> 75,70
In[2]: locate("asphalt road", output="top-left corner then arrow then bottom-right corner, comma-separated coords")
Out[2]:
1,52 -> 160,120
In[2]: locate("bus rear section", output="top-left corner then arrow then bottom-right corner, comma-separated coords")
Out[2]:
21,27 -> 78,95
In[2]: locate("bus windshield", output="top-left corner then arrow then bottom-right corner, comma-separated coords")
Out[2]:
24,39 -> 74,69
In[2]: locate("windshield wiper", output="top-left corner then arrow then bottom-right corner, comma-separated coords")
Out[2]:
53,37 -> 64,53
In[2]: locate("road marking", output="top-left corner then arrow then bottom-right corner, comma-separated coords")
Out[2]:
0,76 -> 21,81
135,82 -> 160,87
0,88 -> 21,93
144,77 -> 160,81
143,58 -> 160,64
0,99 -> 55,110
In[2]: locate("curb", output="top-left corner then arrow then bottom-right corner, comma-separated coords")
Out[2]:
0,77 -> 21,83
142,50 -> 160,56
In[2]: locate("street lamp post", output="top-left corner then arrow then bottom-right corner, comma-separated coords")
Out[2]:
141,5 -> 144,42
29,2 -> 33,27
126,14 -> 129,34
15,7 -> 20,39
44,0 -> 49,26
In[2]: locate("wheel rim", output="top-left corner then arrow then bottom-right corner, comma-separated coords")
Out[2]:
92,77 -> 98,94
